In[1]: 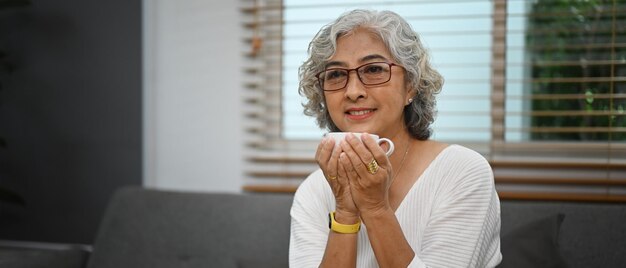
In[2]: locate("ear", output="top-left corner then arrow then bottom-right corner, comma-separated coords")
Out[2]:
405,87 -> 417,105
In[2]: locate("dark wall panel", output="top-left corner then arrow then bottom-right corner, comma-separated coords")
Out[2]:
0,0 -> 142,244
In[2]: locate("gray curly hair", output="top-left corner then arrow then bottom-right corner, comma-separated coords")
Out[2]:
298,9 -> 443,140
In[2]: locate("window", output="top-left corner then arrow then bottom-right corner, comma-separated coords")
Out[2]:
283,0 -> 494,143
511,0 -> 625,142
242,0 -> 626,201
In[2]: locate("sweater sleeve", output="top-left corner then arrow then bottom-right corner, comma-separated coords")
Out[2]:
409,147 -> 502,268
289,170 -> 334,268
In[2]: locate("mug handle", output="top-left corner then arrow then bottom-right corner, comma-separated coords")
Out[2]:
377,138 -> 395,157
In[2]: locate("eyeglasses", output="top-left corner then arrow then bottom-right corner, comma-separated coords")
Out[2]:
315,62 -> 403,91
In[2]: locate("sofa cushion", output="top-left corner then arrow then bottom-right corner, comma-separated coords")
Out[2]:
498,213 -> 566,268
500,200 -> 626,268
86,187 -> 293,268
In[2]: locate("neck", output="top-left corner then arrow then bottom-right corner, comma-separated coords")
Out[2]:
388,131 -> 414,178
386,130 -> 412,164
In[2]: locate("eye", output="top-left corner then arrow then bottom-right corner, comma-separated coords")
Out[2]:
325,69 -> 346,80
362,64 -> 385,74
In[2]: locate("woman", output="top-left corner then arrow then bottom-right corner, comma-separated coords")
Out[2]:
290,9 -> 501,268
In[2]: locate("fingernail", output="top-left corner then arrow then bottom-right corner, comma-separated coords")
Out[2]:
330,137 -> 337,146
340,140 -> 347,148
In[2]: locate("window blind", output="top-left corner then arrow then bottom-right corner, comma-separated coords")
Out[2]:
494,0 -> 626,201
241,0 -> 626,201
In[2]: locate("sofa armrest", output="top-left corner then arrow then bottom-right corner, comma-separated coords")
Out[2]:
0,240 -> 92,268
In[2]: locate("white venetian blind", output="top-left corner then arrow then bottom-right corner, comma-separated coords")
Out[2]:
240,0 -> 626,202
283,0 -> 494,145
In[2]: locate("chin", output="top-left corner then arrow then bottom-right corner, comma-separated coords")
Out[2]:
336,121 -> 381,134
344,127 -> 377,134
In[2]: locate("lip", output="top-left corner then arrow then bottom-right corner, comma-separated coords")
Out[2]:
345,107 -> 376,120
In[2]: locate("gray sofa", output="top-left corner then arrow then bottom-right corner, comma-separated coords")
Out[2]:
2,187 -> 626,267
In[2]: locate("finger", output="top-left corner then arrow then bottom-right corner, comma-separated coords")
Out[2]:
320,139 -> 341,187
315,137 -> 334,167
339,150 -> 361,183
326,138 -> 342,180
361,133 -> 390,166
314,137 -> 326,160
337,153 -> 350,185
336,158 -> 357,213
340,139 -> 371,179
324,147 -> 340,190
344,133 -> 379,167
316,137 -> 339,187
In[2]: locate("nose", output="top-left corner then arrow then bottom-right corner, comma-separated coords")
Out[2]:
344,70 -> 367,101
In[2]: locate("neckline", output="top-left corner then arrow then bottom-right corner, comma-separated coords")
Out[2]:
393,144 -> 457,213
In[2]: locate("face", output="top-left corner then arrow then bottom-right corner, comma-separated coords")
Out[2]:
324,28 -> 413,139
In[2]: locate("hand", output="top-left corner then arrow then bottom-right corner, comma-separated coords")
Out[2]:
338,133 -> 393,216
315,137 -> 359,221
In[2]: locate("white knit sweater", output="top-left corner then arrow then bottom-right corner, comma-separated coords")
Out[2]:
289,145 -> 502,268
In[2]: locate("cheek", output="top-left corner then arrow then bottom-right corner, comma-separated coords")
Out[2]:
324,94 -> 343,116
327,106 -> 343,122
324,92 -> 340,106
390,83 -> 410,106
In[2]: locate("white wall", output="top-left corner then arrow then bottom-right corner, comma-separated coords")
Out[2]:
143,0 -> 243,192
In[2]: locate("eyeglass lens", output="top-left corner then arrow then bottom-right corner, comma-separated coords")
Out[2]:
320,62 -> 392,91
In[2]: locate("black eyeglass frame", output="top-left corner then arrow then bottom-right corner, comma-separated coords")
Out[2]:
315,62 -> 404,92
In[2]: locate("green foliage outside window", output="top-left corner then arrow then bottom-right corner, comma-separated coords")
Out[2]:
527,0 -> 626,141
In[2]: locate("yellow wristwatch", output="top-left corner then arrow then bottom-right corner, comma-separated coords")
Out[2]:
328,211 -> 361,234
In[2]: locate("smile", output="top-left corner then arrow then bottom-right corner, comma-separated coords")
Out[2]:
347,109 -> 374,116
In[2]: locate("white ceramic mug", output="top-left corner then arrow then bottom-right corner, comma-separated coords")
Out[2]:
325,132 -> 395,157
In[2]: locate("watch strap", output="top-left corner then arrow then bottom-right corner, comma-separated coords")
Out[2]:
328,211 -> 361,234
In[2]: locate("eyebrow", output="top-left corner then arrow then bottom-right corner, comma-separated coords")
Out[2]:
324,54 -> 390,69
